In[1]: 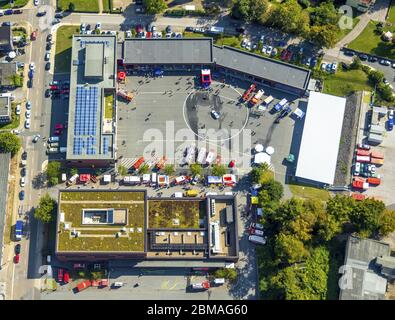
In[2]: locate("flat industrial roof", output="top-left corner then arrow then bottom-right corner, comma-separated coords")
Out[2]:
66,35 -> 117,161
123,38 -> 213,64
296,92 -> 346,185
213,46 -> 311,91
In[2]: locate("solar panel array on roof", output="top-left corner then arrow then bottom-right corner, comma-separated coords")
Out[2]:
73,86 -> 99,156
103,136 -> 110,155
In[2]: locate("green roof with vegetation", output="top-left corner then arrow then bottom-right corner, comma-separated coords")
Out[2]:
57,191 -> 146,252
148,199 -> 205,229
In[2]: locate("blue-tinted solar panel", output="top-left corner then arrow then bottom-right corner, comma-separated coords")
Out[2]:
73,86 -> 99,156
103,136 -> 109,155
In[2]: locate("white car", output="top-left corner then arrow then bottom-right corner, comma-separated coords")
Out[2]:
34,0 -> 39,5
29,62 -> 35,71
241,39 -> 247,48
250,222 -> 264,230
26,101 -> 31,110
271,48 -> 277,56
15,104 -> 21,115
33,134 -> 40,143
20,177 -> 25,187
321,62 -> 327,71
25,119 -> 30,129
354,162 -> 361,176
11,129 -> 21,135
389,110 -> 394,120
126,30 -> 132,38
211,110 -> 220,119
245,42 -> 252,50
95,22 -> 101,30
266,46 -> 273,56
261,45 -> 268,54
45,52 -> 50,61
331,62 -> 338,73
25,110 -> 31,119
250,229 -> 265,237
392,63 -> 395,68
110,31 -> 117,36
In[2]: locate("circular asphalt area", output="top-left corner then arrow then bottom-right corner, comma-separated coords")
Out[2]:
183,85 -> 249,142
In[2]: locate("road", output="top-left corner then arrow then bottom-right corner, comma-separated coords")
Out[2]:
0,0 -> 55,300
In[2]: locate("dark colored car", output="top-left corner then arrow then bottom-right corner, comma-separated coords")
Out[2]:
2,21 -> 11,27
21,168 -> 26,177
21,151 -> 27,160
45,62 -> 51,70
4,9 -> 13,15
236,26 -> 246,34
135,0 -> 143,4
47,34 -> 52,42
37,11 -> 46,17
166,25 -> 172,34
55,12 -> 64,19
46,42 -> 52,51
45,89 -> 51,97
368,56 -> 378,62
13,9 -> 23,14
19,191 -> 25,200
185,26 -> 194,32
15,244 -> 21,255
135,24 -> 143,33
310,57 -> 318,68
359,54 -> 368,61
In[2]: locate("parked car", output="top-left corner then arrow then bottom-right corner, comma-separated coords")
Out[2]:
266,46 -> 273,56
26,101 -> 31,110
14,254 -> 20,264
126,30 -> 132,38
46,42 -> 52,50
15,244 -> 21,255
185,26 -> 194,32
388,110 -> 394,131
331,62 -> 338,73
45,62 -> 51,70
21,167 -> 26,177
58,269 -> 64,283
45,89 -> 51,98
47,34 -> 52,42
13,9 -> 22,14
96,22 -> 101,30
29,62 -> 35,71
380,59 -> 391,66
25,110 -> 31,119
24,119 -> 30,129
34,0 -> 39,5
250,228 -> 265,237
37,11 -> 46,17
15,104 -> 21,115
368,56 -> 378,62
4,9 -> 13,15
211,110 -> 220,119
250,222 -> 264,230
19,191 -> 25,200
166,25 -> 172,34
359,54 -> 368,61
45,52 -> 50,61
20,177 -> 25,187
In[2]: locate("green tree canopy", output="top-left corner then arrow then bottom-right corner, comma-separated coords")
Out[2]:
310,1 -> 339,27
34,194 -> 57,223
46,161 -> 61,186
0,132 -> 21,155
117,165 -> 128,176
260,179 -> 284,202
274,233 -> 310,264
368,70 -> 385,86
163,164 -> 175,176
138,163 -> 150,174
307,24 -> 338,48
143,0 -> 167,14
190,164 -> 203,176
211,164 -> 227,176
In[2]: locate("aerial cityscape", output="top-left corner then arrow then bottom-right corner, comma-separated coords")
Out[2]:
0,0 -> 395,303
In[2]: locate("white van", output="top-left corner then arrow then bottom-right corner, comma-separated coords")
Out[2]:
48,136 -> 59,143
263,95 -> 274,106
248,235 -> 266,245
151,173 -> 157,186
213,278 -> 225,285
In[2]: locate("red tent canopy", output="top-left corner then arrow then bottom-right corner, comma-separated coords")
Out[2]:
79,174 -> 91,182
118,71 -> 126,81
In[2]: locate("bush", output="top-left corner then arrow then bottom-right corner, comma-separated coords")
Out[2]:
165,9 -> 207,17
0,132 -> 21,155
298,0 -> 310,8
214,268 -> 238,282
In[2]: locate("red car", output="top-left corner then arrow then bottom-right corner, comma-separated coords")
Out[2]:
280,49 -> 288,60
135,24 -> 143,33
285,50 -> 293,61
63,271 -> 70,283
58,268 -> 64,282
55,123 -> 64,130
50,85 -> 59,90
14,254 -> 20,264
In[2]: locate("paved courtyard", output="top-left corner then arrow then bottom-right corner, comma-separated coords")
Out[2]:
117,71 -> 307,182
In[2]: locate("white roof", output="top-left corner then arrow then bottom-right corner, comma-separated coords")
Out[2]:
295,92 -> 346,185
254,152 -> 270,165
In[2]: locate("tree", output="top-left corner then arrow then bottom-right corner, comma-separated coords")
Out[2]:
190,164 -> 203,176
378,84 -> 395,102
350,198 -> 386,237
231,0 -> 250,20
378,209 -> 395,236
0,132 -> 21,155
274,233 -> 310,264
310,1 -> 339,27
250,163 -> 273,184
211,164 -> 227,176
350,56 -> 362,70
260,179 -> 284,202
138,163 -> 149,174
368,70 -> 385,86
249,0 -> 269,23
70,168 -> 78,176
117,165 -> 128,176
307,24 -> 338,48
214,268 -> 238,282
326,195 -> 355,225
268,0 -> 310,36
163,164 -> 175,176
143,0 -> 167,14
46,161 -> 61,186
34,194 -> 57,223
68,2 -> 75,12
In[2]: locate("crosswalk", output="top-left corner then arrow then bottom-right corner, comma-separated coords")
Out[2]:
119,157 -> 138,170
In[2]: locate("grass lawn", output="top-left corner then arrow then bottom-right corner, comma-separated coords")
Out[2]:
0,0 -> 28,8
104,92 -> 114,119
58,0 -> 99,12
387,2 -> 395,25
348,21 -> 395,59
335,17 -> 360,44
288,183 -> 331,201
102,0 -> 111,13
148,200 -> 203,229
0,104 -> 20,130
60,190 -> 144,202
55,26 -> 79,73
323,68 -> 371,97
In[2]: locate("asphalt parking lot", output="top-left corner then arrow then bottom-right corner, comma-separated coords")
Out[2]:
117,71 -> 307,181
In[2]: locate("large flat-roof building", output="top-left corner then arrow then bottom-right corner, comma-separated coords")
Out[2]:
339,236 -> 392,300
119,39 -> 310,95
295,92 -> 346,186
55,190 -> 239,266
66,35 -> 117,168
0,96 -> 11,123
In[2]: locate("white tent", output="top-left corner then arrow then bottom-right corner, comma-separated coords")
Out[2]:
254,152 -> 271,165
295,92 -> 346,185
254,144 -> 264,153
103,174 -> 111,183
266,146 -> 274,155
